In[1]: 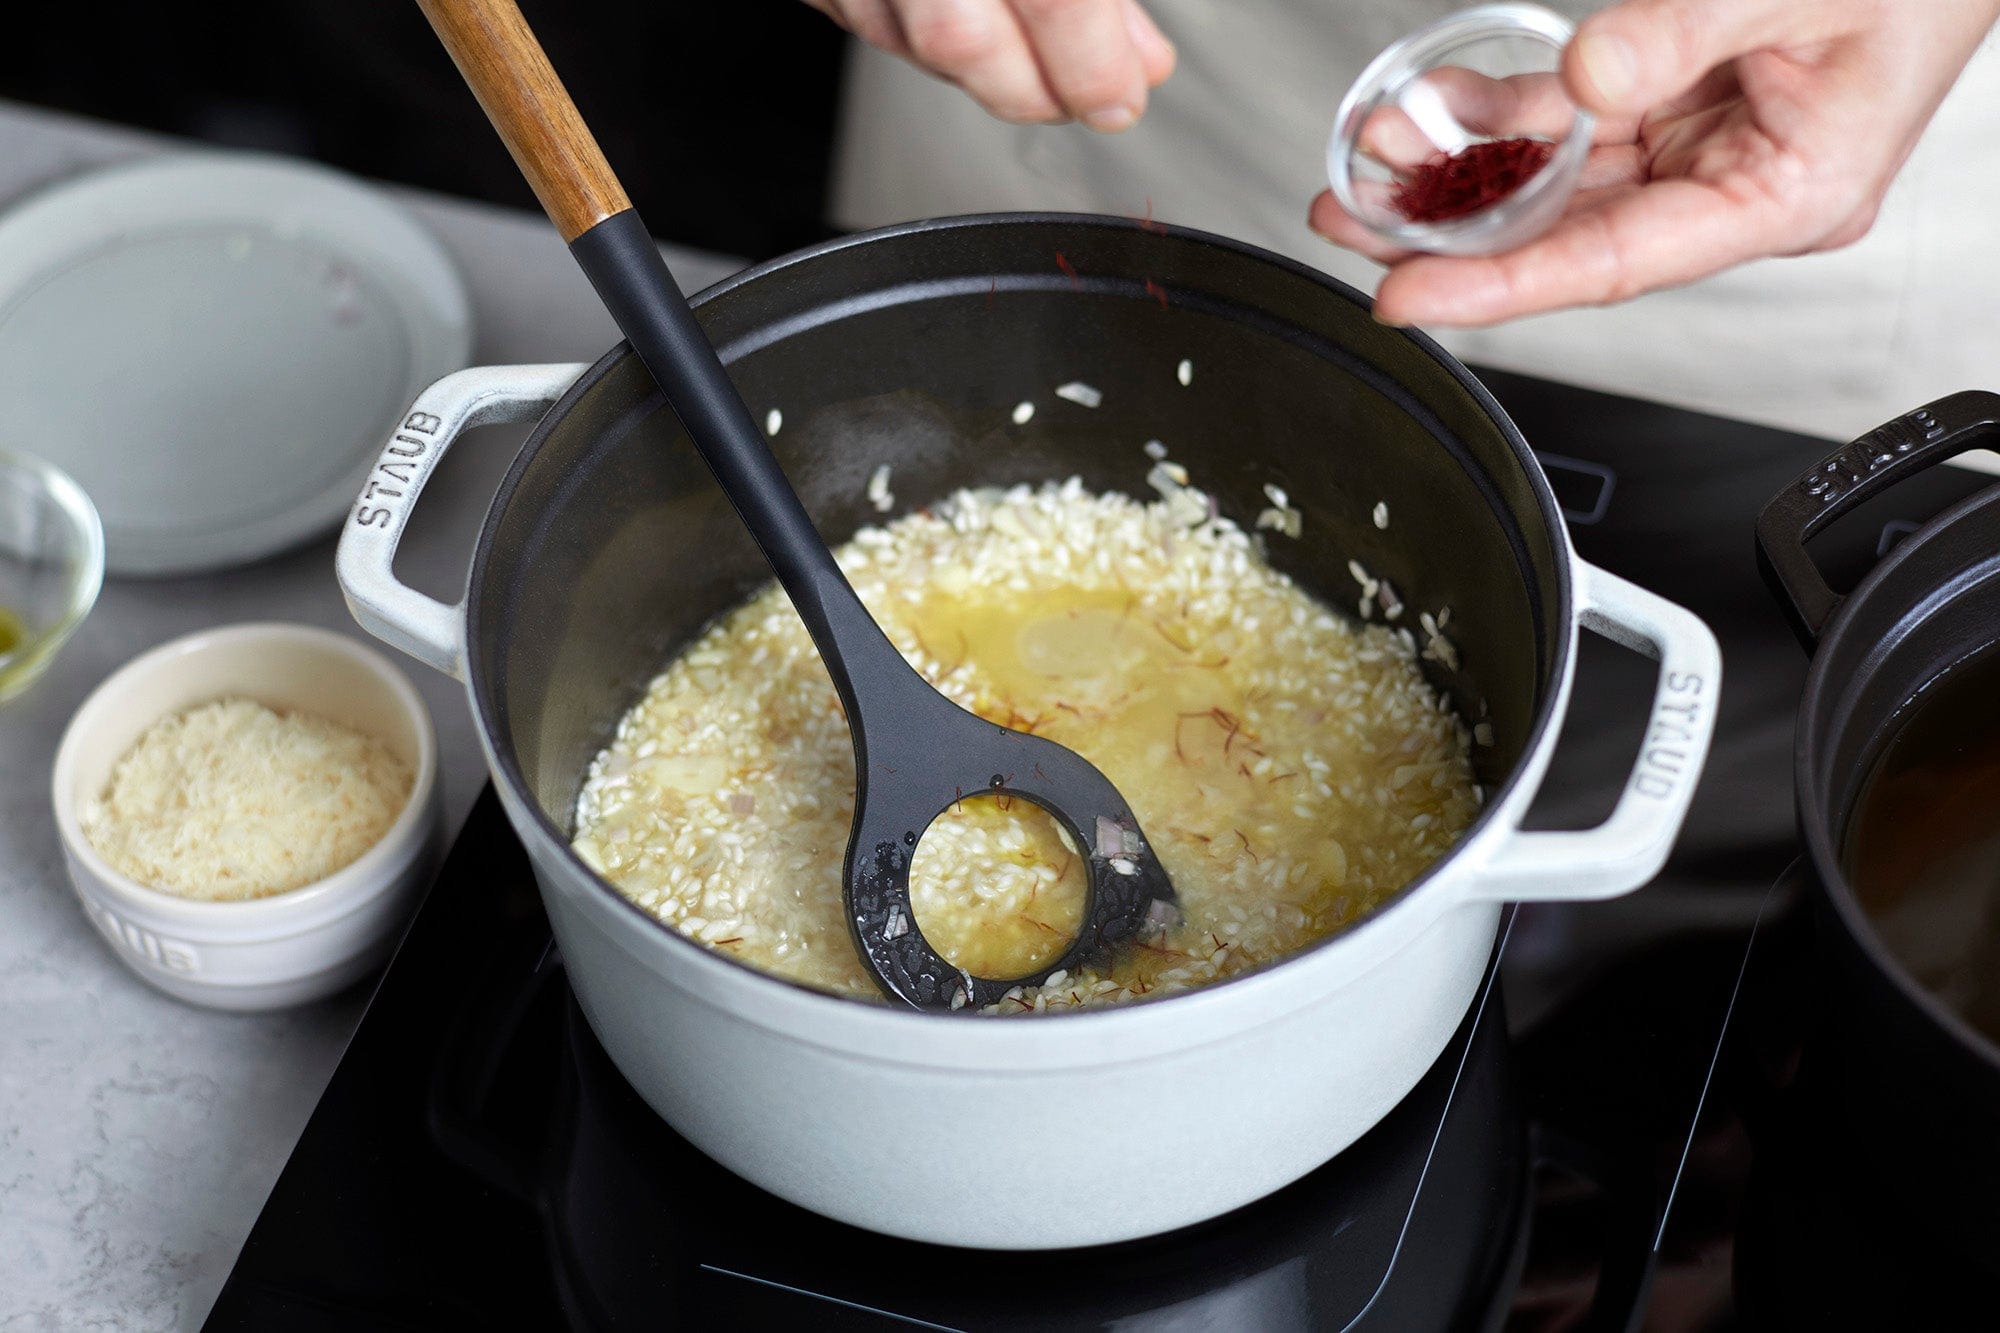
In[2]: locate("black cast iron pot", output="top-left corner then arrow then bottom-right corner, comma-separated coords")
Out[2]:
1756,390 -> 2000,1269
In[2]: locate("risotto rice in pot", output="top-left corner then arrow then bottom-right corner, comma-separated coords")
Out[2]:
572,451 -> 1480,1014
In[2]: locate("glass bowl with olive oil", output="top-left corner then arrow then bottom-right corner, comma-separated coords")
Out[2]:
0,447 -> 103,704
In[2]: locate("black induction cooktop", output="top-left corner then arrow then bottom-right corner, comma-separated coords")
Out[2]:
204,370 -> 2000,1330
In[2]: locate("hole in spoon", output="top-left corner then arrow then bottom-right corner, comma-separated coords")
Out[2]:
907,792 -> 1088,979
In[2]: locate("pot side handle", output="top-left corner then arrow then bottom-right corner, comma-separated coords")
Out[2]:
1472,562 -> 1722,902
336,363 -> 588,679
1755,390 -> 2000,649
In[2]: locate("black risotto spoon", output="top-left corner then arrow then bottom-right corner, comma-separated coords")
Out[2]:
417,0 -> 1176,1010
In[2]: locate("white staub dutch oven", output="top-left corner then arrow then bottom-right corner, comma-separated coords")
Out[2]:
337,215 -> 1719,1249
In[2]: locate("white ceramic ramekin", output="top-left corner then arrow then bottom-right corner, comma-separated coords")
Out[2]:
51,622 -> 444,1010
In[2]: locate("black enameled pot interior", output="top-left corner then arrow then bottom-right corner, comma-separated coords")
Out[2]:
1799,483 -> 2000,1058
464,215 -> 1570,951
1789,481 -> 2000,1262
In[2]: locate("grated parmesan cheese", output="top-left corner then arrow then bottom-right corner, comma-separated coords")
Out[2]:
82,698 -> 413,901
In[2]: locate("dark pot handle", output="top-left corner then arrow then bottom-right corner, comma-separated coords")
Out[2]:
1755,390 -> 2000,649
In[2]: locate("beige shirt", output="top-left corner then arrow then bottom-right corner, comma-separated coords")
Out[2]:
831,1 -> 2000,443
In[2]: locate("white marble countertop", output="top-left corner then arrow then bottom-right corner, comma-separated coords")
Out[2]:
0,100 -> 742,1331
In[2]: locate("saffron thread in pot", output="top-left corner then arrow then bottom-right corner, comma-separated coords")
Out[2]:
1393,137 -> 1554,224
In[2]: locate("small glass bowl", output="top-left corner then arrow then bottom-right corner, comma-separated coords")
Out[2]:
1327,3 -> 1594,256
0,447 -> 104,704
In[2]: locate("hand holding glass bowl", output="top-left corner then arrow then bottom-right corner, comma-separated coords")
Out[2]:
1326,3 -> 1593,259
0,446 -> 103,705
1321,0 -> 2000,327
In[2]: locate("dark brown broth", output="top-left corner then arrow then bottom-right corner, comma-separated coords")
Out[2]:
1842,646 -> 2000,1043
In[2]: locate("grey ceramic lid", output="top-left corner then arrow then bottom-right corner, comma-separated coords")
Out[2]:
0,152 -> 473,576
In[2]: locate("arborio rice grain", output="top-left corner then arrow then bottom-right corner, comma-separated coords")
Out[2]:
573,478 -> 1478,1012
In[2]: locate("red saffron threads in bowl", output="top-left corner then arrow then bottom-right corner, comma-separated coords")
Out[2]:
1391,136 -> 1555,224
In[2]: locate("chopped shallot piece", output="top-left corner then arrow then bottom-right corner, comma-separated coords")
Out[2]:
1255,484 -> 1302,538
1147,461 -> 1209,532
1256,507 -> 1301,538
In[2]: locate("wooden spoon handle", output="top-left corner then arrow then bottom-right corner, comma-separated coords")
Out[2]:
415,0 -> 921,721
415,0 -> 631,240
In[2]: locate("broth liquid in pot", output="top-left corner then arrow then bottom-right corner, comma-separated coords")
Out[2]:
1843,646 -> 2000,1043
